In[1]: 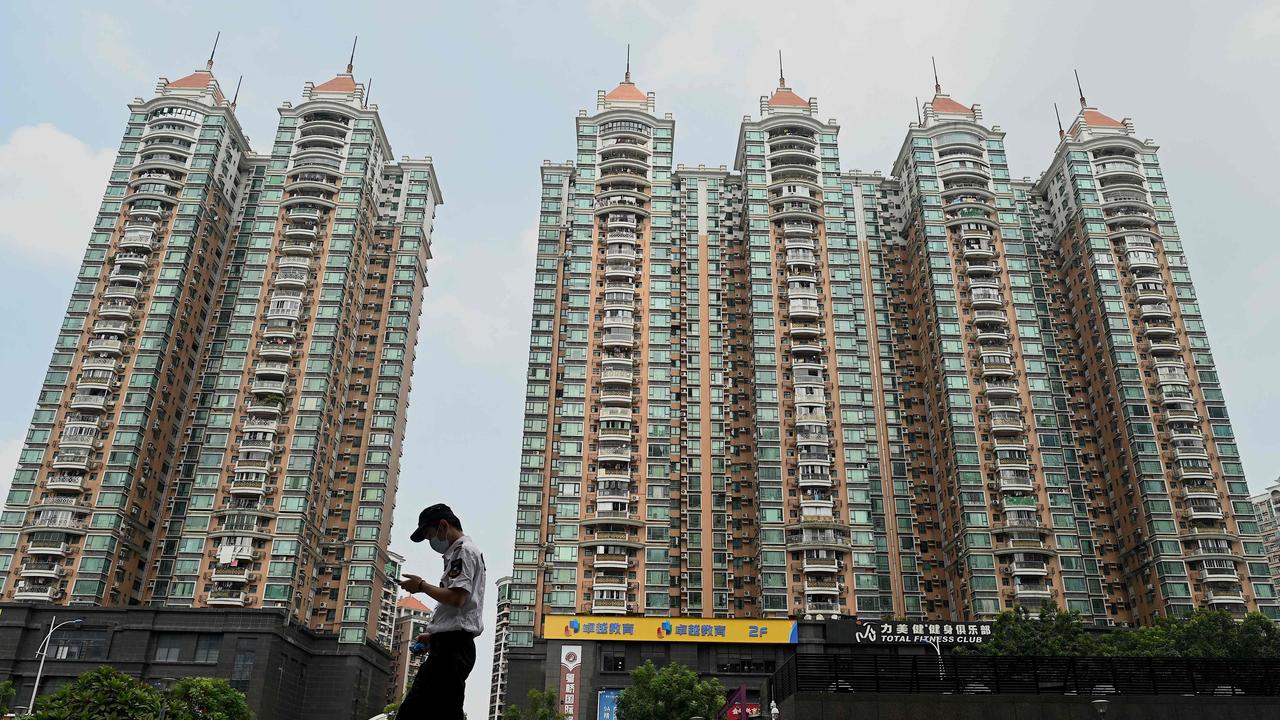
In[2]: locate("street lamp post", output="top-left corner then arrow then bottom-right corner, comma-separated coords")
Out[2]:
25,615 -> 84,713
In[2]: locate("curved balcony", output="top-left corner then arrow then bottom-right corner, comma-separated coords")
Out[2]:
257,340 -> 295,359
600,367 -> 633,386
797,470 -> 833,488
284,222 -> 319,239
229,475 -> 267,497
135,153 -> 189,173
994,455 -> 1032,474
595,197 -> 649,219
598,154 -> 650,175
793,366 -> 825,386
797,428 -> 830,447
965,260 -> 999,276
45,474 -> 86,492
1006,558 -> 1050,577
605,246 -> 639,264
1204,590 -> 1246,608
597,443 -> 631,463
245,397 -> 285,417
970,288 -> 1004,309
771,203 -> 823,223
51,450 -> 93,471
1095,159 -> 1144,183
990,411 -> 1025,434
1142,320 -> 1177,339
791,340 -> 823,357
13,583 -> 64,602
1197,560 -> 1239,583
944,212 -> 997,231
997,470 -> 1034,492
801,554 -> 841,574
126,203 -> 164,221
788,298 -> 820,320
24,516 -> 87,534
69,393 -> 109,412
981,356 -> 1016,379
590,549 -> 633,570
287,206 -> 322,224
1133,282 -> 1167,303
91,320 -> 130,337
601,330 -> 635,349
1124,250 -> 1160,271
973,310 -> 1008,328
784,528 -> 848,552
207,590 -> 248,606
983,379 -> 1019,398
211,566 -> 254,584
600,385 -> 633,404
25,538 -> 70,555
937,159 -> 991,182
97,300 -> 136,320
803,578 -> 841,596
119,228 -> 157,252
273,269 -> 310,290
976,328 -> 1009,344
281,239 -> 314,256
103,285 -> 141,301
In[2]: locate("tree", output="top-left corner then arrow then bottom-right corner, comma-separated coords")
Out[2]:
31,665 -> 164,720
972,604 -> 1100,656
616,661 -> 724,720
503,689 -> 564,720
0,679 -> 16,715
164,677 -> 253,720
383,702 -> 400,718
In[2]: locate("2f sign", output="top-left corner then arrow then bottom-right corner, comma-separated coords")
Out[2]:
748,625 -> 769,638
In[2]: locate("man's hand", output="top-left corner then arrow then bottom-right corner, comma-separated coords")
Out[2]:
398,573 -> 426,593
416,632 -> 431,644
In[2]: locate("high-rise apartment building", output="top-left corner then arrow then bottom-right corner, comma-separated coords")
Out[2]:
0,58 -> 441,650
1251,482 -> 1280,581
387,595 -> 432,704
497,67 -> 1276,709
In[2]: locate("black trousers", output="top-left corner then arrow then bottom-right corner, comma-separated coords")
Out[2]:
399,631 -> 476,720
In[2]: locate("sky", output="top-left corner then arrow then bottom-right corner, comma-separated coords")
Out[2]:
2,0 -> 1280,716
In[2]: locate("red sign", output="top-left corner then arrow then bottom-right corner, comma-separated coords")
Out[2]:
725,703 -> 760,720
559,645 -> 583,720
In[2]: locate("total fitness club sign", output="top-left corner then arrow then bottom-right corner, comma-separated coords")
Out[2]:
852,619 -> 992,649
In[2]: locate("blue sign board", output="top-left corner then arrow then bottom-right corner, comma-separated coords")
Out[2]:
597,688 -> 621,720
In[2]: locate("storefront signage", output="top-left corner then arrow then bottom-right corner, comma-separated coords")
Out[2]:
597,688 -> 621,720
544,615 -> 798,644
851,619 -> 992,647
559,645 -> 583,720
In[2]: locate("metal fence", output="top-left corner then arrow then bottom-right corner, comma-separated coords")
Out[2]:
771,654 -> 1280,701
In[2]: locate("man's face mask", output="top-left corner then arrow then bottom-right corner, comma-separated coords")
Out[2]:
428,522 -> 450,554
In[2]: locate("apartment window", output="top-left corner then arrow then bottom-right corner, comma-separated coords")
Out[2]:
49,630 -> 107,661
194,634 -> 221,663
230,638 -> 257,692
154,634 -> 182,662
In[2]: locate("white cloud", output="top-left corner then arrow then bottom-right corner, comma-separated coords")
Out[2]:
0,124 -> 115,266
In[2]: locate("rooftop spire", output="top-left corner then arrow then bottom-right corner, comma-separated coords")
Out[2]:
231,75 -> 242,108
206,31 -> 220,71
932,56 -> 941,94
1075,68 -> 1086,108
365,77 -> 372,108
1054,102 -> 1064,139
778,50 -> 786,87
347,35 -> 358,74
624,43 -> 631,83
915,96 -> 922,125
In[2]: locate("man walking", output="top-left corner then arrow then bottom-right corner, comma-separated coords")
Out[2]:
397,503 -> 486,720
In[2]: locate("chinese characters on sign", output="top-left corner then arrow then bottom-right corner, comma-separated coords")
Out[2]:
596,688 -> 621,720
559,645 -> 583,720
544,616 -> 798,644
853,620 -> 992,646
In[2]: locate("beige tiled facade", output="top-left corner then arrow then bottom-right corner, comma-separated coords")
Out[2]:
0,63 -> 441,649
500,74 -> 1275,660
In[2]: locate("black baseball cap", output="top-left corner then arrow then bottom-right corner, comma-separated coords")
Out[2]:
410,503 -> 456,543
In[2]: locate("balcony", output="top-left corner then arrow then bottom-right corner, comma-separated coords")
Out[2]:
91,320 -> 130,336
245,399 -> 285,416
983,379 -> 1019,398
1009,559 -> 1049,576
804,579 -> 841,595
997,471 -> 1034,492
788,299 -> 820,320
13,583 -> 63,602
1134,283 -> 1167,303
1148,338 -> 1182,356
229,477 -> 267,496
250,379 -> 288,395
791,340 -> 823,356
597,444 -> 631,463
600,386 -> 633,405
282,240 -> 314,255
981,357 -> 1016,378
1186,498 -> 1224,520
965,260 -> 999,276
258,341 -> 295,360
1140,303 -> 1173,319
593,553 -> 630,569
795,409 -> 828,425
25,516 -> 87,533
45,474 -> 85,492
602,331 -> 635,348
937,159 -> 991,181
804,602 -> 842,614
990,411 -> 1025,435
26,540 -> 69,556
1013,583 -> 1053,601
19,561 -> 67,579
103,285 -> 141,301
797,471 -> 833,489
1197,561 -> 1238,584
86,338 -> 123,355
51,450 -> 93,471
1204,589 -> 1246,606
211,566 -> 253,583
591,597 -> 628,614
971,288 -> 1004,309
120,229 -> 156,251
797,429 -> 830,446
976,328 -> 1009,344
207,590 -> 247,606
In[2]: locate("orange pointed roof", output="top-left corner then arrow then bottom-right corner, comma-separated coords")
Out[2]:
397,595 -> 430,612
931,94 -> 973,114
768,87 -> 809,108
315,74 -> 358,93
1081,109 -> 1124,128
605,80 -> 647,102
168,70 -> 215,89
